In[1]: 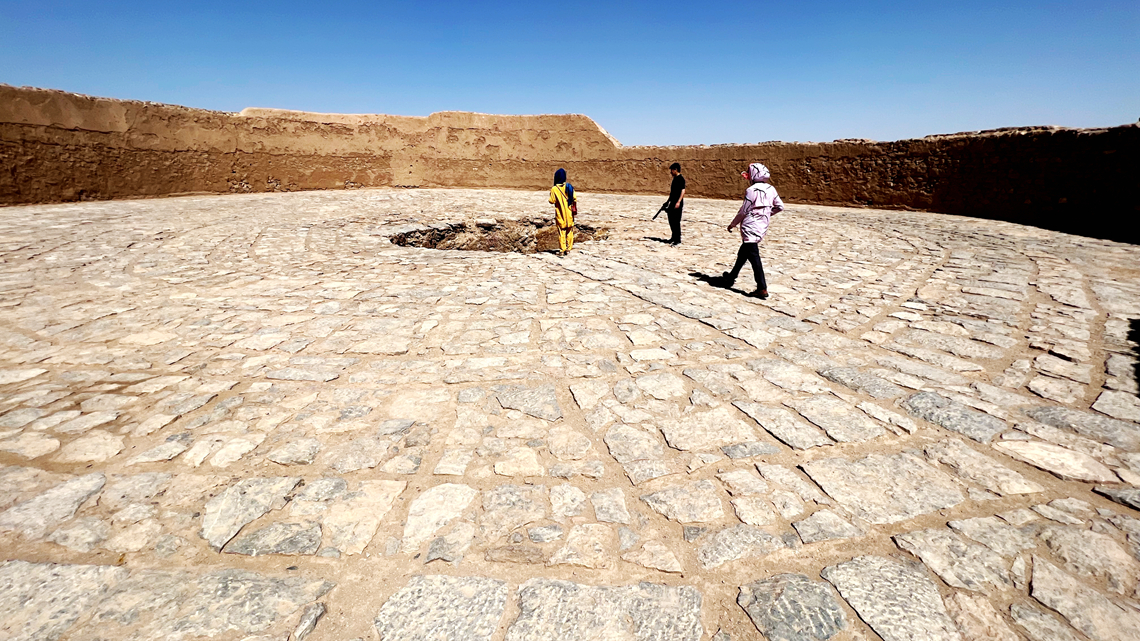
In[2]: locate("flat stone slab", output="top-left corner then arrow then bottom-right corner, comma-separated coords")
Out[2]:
822,555 -> 962,641
893,527 -> 1012,591
641,480 -> 725,523
0,560 -> 333,641
1030,557 -> 1140,641
738,573 -> 846,641
1025,406 -> 1140,450
903,391 -> 1006,443
0,473 -> 105,540
496,385 -> 563,421
506,579 -> 703,641
801,453 -> 964,524
199,477 -> 301,551
375,575 -> 508,641
926,438 -> 1044,495
734,403 -> 832,450
787,395 -> 885,442
992,440 -> 1117,482
659,407 -> 758,452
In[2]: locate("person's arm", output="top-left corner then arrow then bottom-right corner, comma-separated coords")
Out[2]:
675,188 -> 685,208
771,192 -> 784,215
728,195 -> 750,230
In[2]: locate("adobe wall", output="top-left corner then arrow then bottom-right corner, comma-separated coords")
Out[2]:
2,85 -> 1137,242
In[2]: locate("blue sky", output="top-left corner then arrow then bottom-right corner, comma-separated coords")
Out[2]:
2,1 -> 1136,145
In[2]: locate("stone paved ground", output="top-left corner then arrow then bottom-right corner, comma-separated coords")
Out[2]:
1,187 -> 1140,641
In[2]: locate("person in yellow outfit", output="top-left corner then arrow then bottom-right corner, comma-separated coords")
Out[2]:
549,168 -> 576,255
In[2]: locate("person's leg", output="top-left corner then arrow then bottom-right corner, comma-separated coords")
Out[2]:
558,227 -> 569,253
724,243 -> 749,284
567,226 -> 575,252
744,243 -> 766,291
667,208 -> 682,244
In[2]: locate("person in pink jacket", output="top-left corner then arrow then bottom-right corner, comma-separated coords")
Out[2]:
719,162 -> 783,299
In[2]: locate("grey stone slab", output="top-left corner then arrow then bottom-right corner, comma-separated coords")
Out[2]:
716,469 -> 770,496
1030,556 -> 1140,641
755,464 -> 829,504
641,480 -> 724,523
47,516 -> 110,553
947,516 -> 1036,557
481,484 -> 547,539
925,438 -> 1044,495
894,527 -> 1012,591
793,509 -> 863,544
496,385 -> 563,421
721,441 -> 779,458
547,523 -> 614,568
788,395 -> 885,443
993,440 -> 1116,482
734,403 -> 832,450
293,601 -> 326,641
403,483 -> 479,552
903,391 -> 1006,443
1095,485 -> 1140,511
698,524 -> 785,569
622,459 -> 680,485
801,453 -> 964,525
426,522 -> 476,563
659,407 -> 757,452
295,477 -> 347,502
1038,525 -> 1140,595
266,438 -> 321,465
943,592 -> 1021,641
76,567 -> 333,640
505,579 -> 703,641
738,573 -> 846,641
0,560 -> 128,641
224,521 -> 322,556
1025,405 -> 1140,450
528,524 -> 563,543
819,367 -> 905,399
822,555 -> 962,641
374,575 -> 507,641
1010,603 -> 1083,641
199,476 -> 301,551
591,488 -> 630,524
0,473 -> 105,540
604,424 -> 664,463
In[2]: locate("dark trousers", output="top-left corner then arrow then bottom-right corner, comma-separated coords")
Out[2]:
667,206 -> 683,243
727,242 -> 767,290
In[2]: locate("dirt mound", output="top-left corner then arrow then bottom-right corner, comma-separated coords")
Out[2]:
391,220 -> 609,254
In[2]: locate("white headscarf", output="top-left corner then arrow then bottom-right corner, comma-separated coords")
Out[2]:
748,163 -> 771,183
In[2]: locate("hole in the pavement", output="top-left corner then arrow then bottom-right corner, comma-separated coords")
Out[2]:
390,220 -> 609,254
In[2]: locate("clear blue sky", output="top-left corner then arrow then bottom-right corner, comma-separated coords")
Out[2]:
2,1 -> 1136,145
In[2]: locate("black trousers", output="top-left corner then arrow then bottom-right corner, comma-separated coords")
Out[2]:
667,205 -> 683,243
727,242 -> 767,290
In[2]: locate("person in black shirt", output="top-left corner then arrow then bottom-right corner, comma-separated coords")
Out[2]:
665,162 -> 686,245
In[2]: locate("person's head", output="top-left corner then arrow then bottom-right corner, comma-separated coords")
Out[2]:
669,162 -> 681,176
741,163 -> 771,184
554,168 -> 567,185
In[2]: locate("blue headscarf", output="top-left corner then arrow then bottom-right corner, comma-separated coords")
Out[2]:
554,168 -> 574,203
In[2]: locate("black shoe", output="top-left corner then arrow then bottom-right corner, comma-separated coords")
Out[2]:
748,289 -> 769,300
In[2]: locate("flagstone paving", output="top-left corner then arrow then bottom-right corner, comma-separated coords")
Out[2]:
1,187 -> 1139,640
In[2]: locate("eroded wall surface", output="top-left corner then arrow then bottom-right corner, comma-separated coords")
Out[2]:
2,84 -> 1137,241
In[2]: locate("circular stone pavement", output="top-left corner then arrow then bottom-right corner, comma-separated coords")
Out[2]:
1,188 -> 1139,641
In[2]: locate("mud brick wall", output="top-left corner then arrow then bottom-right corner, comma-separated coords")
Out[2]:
2,84 -> 1137,242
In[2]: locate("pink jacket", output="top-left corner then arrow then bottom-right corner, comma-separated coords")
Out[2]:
730,163 -> 784,243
